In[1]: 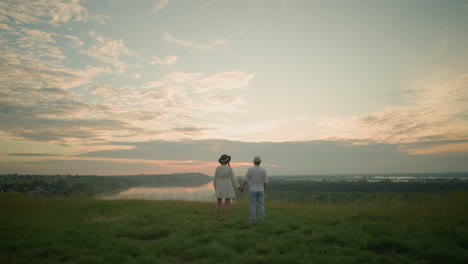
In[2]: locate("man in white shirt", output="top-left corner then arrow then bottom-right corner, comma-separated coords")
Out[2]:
240,156 -> 268,223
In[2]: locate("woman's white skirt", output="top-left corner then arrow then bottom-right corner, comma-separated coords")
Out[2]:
215,179 -> 236,198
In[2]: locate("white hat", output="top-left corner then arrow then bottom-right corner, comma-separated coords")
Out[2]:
253,156 -> 262,163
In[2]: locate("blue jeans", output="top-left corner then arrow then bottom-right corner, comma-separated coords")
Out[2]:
249,191 -> 265,222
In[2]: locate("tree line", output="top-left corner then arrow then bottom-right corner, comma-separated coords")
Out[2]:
0,173 -> 211,196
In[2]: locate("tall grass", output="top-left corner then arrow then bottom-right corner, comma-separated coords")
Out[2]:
1,191 -> 467,263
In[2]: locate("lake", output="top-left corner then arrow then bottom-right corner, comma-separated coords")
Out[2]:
100,182 -> 216,201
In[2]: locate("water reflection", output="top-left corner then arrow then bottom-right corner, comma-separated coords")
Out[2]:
100,182 -> 215,201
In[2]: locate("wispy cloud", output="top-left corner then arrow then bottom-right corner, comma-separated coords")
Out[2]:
3,138 -> 467,175
0,0 -> 88,25
0,98 -> 130,144
7,152 -> 60,157
193,70 -> 254,93
0,1 -> 151,148
318,74 -> 468,154
150,55 -> 177,66
204,115 -> 309,142
0,77 -> 131,144
143,71 -> 254,92
2,27 -> 66,69
80,31 -> 138,73
82,69 -> 254,140
0,62 -> 111,91
140,70 -> 254,121
406,142 -> 468,155
0,18 -> 112,91
72,139 -> 468,175
162,30 -> 246,51
153,0 -> 170,13
1,3 -> 252,147
70,144 -> 136,154
62,34 -> 84,47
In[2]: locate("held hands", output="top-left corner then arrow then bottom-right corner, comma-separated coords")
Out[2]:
239,187 -> 244,193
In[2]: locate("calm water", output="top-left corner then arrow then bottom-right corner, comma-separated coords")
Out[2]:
100,182 -> 216,201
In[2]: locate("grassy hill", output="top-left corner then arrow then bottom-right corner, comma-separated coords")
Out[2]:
1,191 -> 467,264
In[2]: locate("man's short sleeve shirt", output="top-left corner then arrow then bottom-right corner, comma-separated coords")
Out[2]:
245,166 -> 268,192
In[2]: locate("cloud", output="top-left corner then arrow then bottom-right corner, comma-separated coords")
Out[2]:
0,86 -> 133,144
150,55 -> 177,66
143,70 -> 254,92
318,74 -> 468,154
406,141 -> 468,155
153,0 -> 170,13
2,97 -> 91,119
80,31 -> 138,73
137,70 -> 254,128
0,22 -> 132,145
0,158 -> 161,176
4,139 -> 468,175
1,73 -> 192,145
0,2 -> 146,147
0,0 -> 254,153
62,34 -> 84,47
70,144 -> 136,154
75,139 -> 468,175
7,152 -> 60,157
202,94 -> 247,113
0,24 -> 111,91
6,118 -> 130,143
1,27 -> 67,70
199,115 -> 310,142
171,127 -> 216,137
59,78 -> 208,141
67,69 -> 254,141
0,62 -> 108,90
162,31 -> 245,51
19,28 -> 56,43
0,0 -> 88,25
173,127 -> 213,132
193,71 -> 255,93
92,14 -> 111,24
40,88 -> 72,96
162,33 -> 201,49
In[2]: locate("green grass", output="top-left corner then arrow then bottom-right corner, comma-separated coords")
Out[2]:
1,192 -> 468,264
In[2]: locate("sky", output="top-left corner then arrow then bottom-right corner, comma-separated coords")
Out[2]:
1,0 -> 468,176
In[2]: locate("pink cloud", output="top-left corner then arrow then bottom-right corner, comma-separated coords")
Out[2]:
162,30 -> 245,51
153,0 -> 170,13
0,0 -> 88,25
317,74 -> 468,154
406,142 -> 468,155
80,31 -> 138,73
150,55 -> 177,65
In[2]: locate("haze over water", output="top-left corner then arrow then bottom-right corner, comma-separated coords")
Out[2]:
101,182 -> 216,201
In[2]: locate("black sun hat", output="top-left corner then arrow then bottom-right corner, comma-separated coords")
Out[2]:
218,154 -> 231,165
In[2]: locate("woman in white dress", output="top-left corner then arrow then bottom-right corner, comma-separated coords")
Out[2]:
214,154 -> 241,223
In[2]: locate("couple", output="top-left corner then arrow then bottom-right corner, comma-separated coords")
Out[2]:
213,154 -> 268,224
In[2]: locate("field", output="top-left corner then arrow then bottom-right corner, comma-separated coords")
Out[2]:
1,189 -> 467,264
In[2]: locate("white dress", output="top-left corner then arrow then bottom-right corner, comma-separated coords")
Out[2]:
213,165 -> 240,198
